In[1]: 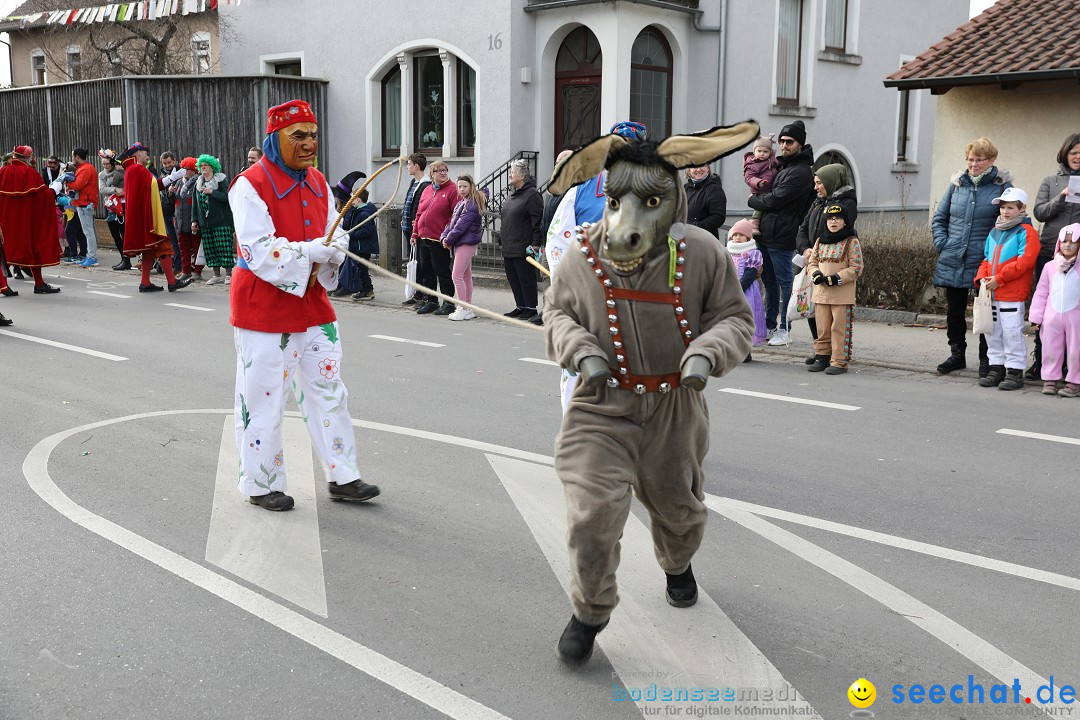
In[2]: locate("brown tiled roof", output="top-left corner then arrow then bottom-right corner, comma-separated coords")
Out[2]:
884,0 -> 1080,90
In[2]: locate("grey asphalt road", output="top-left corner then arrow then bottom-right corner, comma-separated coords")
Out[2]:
1,265 -> 1078,720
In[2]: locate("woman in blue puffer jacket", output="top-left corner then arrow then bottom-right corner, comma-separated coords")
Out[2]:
441,174 -> 488,321
931,137 -> 1012,376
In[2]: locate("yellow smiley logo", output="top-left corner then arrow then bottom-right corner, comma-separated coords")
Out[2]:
848,678 -> 876,709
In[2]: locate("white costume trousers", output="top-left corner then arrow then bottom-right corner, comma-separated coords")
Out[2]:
234,323 -> 360,496
987,301 -> 1027,369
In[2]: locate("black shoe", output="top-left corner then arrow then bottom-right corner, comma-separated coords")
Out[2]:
33,284 -> 61,294
504,307 -> 527,318
329,288 -> 350,298
978,360 -> 990,378
744,353 -> 753,363
139,283 -> 164,293
1,288 -> 17,297
665,565 -> 698,608
168,278 -> 192,292
529,313 -> 544,326
804,354 -> 817,365
937,353 -> 966,374
403,296 -> 420,306
556,615 -> 608,666
328,479 -> 380,502
824,365 -> 848,375
112,259 -> 132,271
0,313 -> 11,326
433,301 -> 455,316
12,269 -> 26,280
998,369 -> 1024,391
416,300 -> 439,314
353,290 -> 375,301
807,354 -> 830,372
979,364 -> 1006,387
249,491 -> 295,511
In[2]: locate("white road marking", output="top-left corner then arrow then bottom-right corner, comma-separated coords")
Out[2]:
165,302 -> 214,312
717,387 -> 861,411
518,357 -> 558,367
489,454 -> 823,718
50,274 -> 92,282
206,417 -> 327,617
0,329 -> 127,361
22,409 -> 510,720
87,290 -> 132,299
997,428 -> 1080,447
719,507 -> 1069,716
704,495 -> 1080,593
369,334 -> 445,348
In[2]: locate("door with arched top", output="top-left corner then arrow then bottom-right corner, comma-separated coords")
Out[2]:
554,27 -> 602,154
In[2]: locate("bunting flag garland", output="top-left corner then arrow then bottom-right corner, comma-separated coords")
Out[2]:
1,0 -> 240,26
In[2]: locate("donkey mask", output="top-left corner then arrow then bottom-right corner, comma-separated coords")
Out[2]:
548,121 -> 759,274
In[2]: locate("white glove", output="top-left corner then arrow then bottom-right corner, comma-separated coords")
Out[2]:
328,238 -> 348,266
49,179 -> 65,195
305,241 -> 336,264
162,167 -> 186,186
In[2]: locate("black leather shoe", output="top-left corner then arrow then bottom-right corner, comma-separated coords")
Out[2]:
504,307 -> 527,318
249,491 -> 294,511
328,480 -> 380,502
33,284 -> 61,294
557,615 -> 608,666
168,278 -> 192,292
807,354 -> 830,372
433,302 -> 455,316
139,283 -> 164,293
1,288 -> 17,297
804,354 -> 817,365
529,313 -> 543,326
0,313 -> 12,326
416,300 -> 439,315
937,353 -> 966,374
112,259 -> 132,271
665,565 -> 698,608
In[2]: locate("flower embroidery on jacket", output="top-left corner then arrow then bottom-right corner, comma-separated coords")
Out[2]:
273,450 -> 284,467
319,358 -> 338,380
331,437 -> 344,454
272,249 -> 282,260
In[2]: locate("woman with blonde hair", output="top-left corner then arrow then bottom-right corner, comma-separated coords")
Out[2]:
931,137 -> 1013,376
440,173 -> 488,321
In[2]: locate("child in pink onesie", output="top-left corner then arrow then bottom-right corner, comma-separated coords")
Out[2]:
743,135 -> 778,235
1029,223 -> 1080,397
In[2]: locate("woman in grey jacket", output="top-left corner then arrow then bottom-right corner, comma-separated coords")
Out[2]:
499,159 -> 544,323
931,137 -> 1012,376
98,150 -> 128,270
1028,133 -> 1080,380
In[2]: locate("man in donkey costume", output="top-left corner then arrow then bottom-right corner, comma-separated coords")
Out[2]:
544,122 -> 758,665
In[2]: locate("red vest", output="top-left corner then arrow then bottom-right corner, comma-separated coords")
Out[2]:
229,158 -> 336,333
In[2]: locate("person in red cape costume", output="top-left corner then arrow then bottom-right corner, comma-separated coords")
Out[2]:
0,145 -> 62,295
227,99 -> 380,511
118,142 -> 190,293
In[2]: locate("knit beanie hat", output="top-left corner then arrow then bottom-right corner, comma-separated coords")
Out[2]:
815,163 -> 848,196
728,219 -> 755,241
823,203 -> 851,226
753,134 -> 775,151
778,120 -> 806,147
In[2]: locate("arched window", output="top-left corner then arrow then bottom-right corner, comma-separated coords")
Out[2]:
380,51 -> 477,158
382,65 -> 402,155
554,27 -> 602,152
630,27 -> 672,139
814,150 -> 856,189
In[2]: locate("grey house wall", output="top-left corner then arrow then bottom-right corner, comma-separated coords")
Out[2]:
219,0 -> 968,221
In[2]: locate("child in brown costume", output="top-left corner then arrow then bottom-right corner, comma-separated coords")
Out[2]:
543,123 -> 758,665
806,203 -> 864,374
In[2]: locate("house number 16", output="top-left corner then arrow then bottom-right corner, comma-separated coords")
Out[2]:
488,33 -> 503,50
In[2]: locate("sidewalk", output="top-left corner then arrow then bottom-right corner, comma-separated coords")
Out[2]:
78,247 -> 996,378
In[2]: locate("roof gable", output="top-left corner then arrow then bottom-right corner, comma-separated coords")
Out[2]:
884,0 -> 1080,90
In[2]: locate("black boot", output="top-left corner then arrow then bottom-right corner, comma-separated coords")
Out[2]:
804,354 -> 817,365
807,354 -> 830,372
112,257 -> 132,271
979,364 -> 1006,387
556,615 -> 608,666
0,312 -> 11,326
665,565 -> 698,608
936,344 -> 966,374
998,368 -> 1024,391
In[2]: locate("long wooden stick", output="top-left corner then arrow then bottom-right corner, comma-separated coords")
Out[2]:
526,255 -> 550,277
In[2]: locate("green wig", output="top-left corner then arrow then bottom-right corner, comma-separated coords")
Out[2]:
196,154 -> 221,174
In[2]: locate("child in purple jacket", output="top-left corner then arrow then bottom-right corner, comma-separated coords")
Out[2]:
743,134 -> 779,236
441,174 -> 487,321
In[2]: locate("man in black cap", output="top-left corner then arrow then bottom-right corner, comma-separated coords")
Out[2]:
747,120 -> 815,346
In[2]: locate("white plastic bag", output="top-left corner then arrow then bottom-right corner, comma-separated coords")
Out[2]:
787,267 -> 815,322
972,281 -> 993,335
404,246 -> 418,301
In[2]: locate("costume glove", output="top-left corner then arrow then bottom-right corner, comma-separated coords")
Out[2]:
579,356 -> 613,388
305,241 -> 336,264
811,271 -> 826,285
328,239 -> 349,266
826,273 -> 842,286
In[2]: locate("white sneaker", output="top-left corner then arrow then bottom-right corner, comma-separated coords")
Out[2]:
767,329 -> 791,346
449,308 -> 476,321
206,275 -> 222,286
766,328 -> 776,341
224,274 -> 231,286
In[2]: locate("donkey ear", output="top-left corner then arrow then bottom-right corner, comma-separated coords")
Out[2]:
657,121 -> 760,170
547,134 -> 628,196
